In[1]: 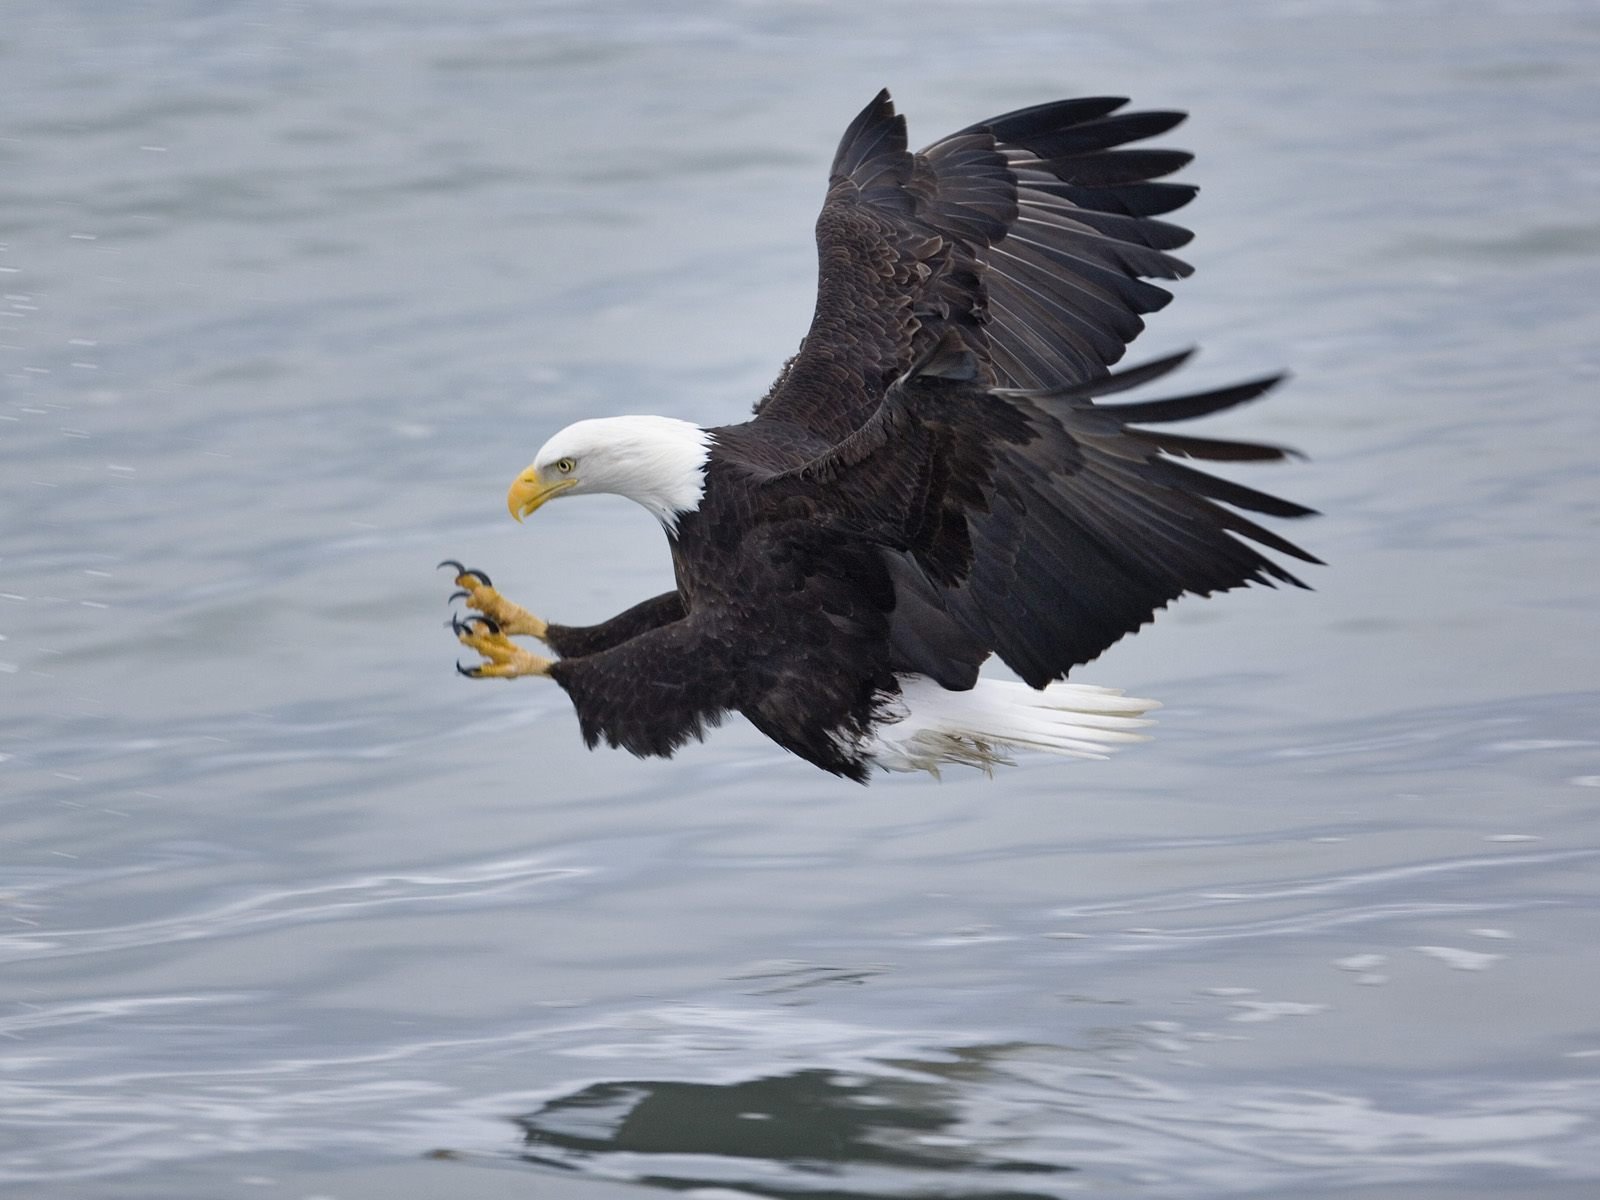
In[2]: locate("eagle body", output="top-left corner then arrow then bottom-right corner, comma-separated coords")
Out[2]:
545,422 -> 907,779
455,90 -> 1319,781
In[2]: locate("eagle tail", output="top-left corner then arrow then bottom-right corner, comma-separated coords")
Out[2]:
869,675 -> 1158,775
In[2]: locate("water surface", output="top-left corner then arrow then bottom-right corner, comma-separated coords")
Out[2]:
3,2 -> 1599,1197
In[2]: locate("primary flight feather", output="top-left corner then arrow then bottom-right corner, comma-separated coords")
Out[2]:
443,89 -> 1318,781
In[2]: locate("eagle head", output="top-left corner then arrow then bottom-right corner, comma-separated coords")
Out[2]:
508,415 -> 713,532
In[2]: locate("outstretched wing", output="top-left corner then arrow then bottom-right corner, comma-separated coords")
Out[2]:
753,89 -> 1195,441
764,342 -> 1320,688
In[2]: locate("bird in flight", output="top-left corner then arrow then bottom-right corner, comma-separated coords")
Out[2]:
443,89 -> 1317,781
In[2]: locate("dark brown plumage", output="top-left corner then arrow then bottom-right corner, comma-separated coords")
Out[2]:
461,89 -> 1317,780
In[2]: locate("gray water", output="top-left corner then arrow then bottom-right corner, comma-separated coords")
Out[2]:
4,3 -> 1599,1198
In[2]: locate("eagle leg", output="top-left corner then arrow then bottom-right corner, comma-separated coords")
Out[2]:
440,560 -> 550,641
454,614 -> 552,679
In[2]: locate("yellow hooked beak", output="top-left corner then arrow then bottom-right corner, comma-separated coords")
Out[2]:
507,469 -> 577,522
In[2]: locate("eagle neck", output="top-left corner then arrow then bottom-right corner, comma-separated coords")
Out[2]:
620,417 -> 713,534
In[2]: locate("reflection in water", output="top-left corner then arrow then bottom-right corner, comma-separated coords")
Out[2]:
5,0 -> 1600,1195
517,1056 -> 1062,1199
506,1022 -> 1600,1199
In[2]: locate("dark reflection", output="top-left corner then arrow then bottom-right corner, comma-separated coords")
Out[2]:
515,1057 -> 1067,1199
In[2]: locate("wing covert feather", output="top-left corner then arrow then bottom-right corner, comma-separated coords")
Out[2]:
763,346 -> 1319,686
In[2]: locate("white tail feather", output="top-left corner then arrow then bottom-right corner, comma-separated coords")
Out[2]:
868,675 -> 1159,776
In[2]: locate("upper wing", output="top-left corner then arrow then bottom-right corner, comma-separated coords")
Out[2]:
752,90 -> 1196,441
763,341 -> 1321,688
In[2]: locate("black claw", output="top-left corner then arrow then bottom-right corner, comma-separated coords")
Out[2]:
455,661 -> 482,678
478,615 -> 501,635
438,560 -> 493,587
447,589 -> 469,604
451,613 -> 469,636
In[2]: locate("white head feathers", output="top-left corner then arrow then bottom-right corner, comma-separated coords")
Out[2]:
529,415 -> 713,531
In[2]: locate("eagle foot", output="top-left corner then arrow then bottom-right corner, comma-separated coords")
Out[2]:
454,614 -> 552,679
439,559 -> 549,641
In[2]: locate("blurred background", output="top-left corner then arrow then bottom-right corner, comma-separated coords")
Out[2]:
3,2 -> 1598,1197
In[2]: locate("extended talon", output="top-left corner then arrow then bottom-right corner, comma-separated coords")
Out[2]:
450,614 -> 505,642
456,619 -> 552,679
439,559 -> 549,643
437,559 -> 492,588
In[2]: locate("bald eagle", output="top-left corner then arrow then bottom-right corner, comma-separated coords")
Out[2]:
443,89 -> 1317,781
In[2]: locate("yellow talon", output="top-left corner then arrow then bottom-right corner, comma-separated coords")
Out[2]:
447,568 -> 549,642
456,620 -> 552,679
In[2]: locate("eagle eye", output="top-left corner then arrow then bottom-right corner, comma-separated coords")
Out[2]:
555,458 -> 575,475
